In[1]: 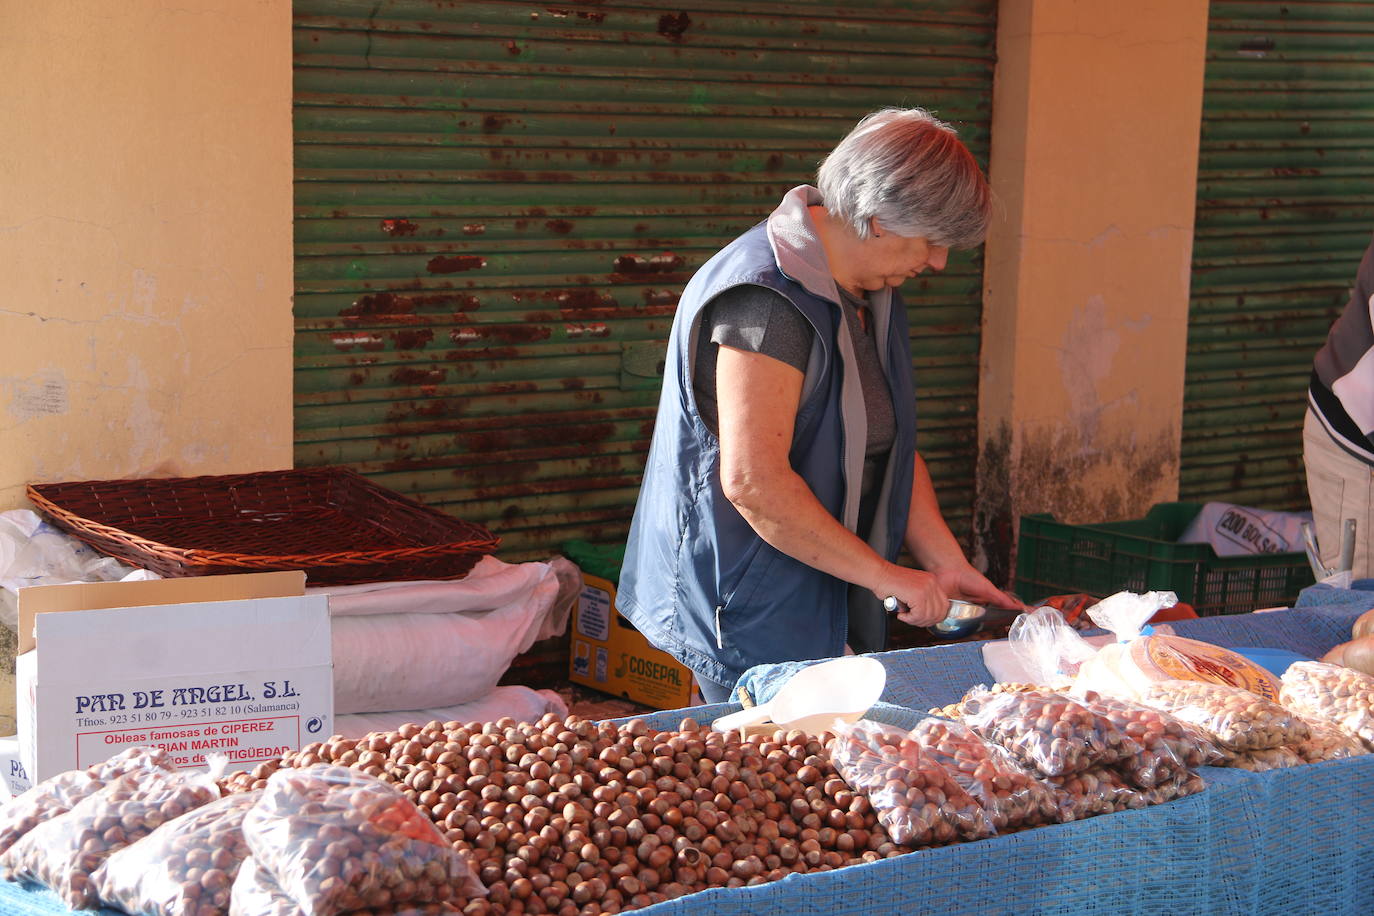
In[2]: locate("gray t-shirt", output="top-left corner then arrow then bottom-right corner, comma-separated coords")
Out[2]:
692,284 -> 896,537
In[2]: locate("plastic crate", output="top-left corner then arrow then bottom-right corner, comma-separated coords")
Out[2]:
562,539 -> 625,584
1015,502 -> 1314,617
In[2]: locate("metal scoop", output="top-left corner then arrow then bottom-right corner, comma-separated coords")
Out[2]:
884,596 -> 1023,639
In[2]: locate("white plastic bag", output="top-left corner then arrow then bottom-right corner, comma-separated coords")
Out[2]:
1177,502 -> 1310,557
1075,591 -> 1178,697
0,509 -> 156,630
1074,591 -> 1281,701
1280,660 -> 1374,749
1138,679 -> 1309,752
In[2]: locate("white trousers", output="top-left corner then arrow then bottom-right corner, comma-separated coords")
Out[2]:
1303,407 -> 1374,579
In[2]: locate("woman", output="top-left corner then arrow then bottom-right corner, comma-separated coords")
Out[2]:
617,108 -> 1017,704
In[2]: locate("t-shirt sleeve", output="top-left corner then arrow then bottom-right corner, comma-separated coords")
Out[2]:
704,285 -> 812,373
690,285 -> 815,437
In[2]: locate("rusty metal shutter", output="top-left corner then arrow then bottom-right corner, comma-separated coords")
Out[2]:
1182,2 -> 1374,509
292,0 -> 996,560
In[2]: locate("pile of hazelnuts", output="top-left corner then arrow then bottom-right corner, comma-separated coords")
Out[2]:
221,714 -> 911,915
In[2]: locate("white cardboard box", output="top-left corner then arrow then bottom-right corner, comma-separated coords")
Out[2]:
15,572 -> 333,782
0,736 -> 32,800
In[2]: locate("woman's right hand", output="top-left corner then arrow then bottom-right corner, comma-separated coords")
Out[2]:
872,566 -> 949,627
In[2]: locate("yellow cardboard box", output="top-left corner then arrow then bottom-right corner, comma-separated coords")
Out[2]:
568,572 -> 695,710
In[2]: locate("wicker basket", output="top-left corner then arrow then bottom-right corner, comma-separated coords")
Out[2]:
26,467 -> 500,585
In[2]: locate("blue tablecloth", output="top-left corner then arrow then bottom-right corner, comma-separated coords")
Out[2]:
4,585 -> 1373,915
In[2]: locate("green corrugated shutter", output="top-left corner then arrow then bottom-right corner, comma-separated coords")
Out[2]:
1183,2 -> 1374,510
293,0 -> 996,560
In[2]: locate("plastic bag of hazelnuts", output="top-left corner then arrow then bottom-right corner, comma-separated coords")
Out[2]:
241,764 -> 485,916
230,856 -> 464,916
91,789 -> 261,916
957,686 -> 1144,778
1293,715 -> 1369,764
1280,660 -> 1374,750
228,857 -> 299,916
1139,678 -> 1310,753
826,720 -> 993,847
904,718 -> 1060,832
0,763 -> 222,909
0,745 -> 173,867
1071,690 -> 1221,789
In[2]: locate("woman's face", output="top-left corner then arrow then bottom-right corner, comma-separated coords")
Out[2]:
854,220 -> 949,291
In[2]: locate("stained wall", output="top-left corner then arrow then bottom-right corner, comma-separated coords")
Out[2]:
0,0 -> 293,732
976,0 -> 1211,580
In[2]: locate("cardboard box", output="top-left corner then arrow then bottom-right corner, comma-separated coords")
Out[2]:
568,572 -> 695,710
0,737 -> 32,801
16,571 -> 333,782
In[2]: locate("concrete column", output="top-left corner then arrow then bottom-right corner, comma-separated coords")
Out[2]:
0,0 -> 294,733
975,0 -> 1211,585
0,0 -> 295,506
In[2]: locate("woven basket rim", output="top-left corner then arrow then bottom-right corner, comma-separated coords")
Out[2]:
26,467 -> 499,581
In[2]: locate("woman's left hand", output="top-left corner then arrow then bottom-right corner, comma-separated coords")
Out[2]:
932,564 -> 1023,610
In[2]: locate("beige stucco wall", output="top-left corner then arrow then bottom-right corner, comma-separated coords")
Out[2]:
0,0 -> 294,501
0,0 -> 294,732
976,0 -> 1210,580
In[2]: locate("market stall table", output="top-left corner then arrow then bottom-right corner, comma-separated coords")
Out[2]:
2,585 -> 1372,915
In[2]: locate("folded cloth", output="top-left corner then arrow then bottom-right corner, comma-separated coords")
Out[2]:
308,555 -> 551,617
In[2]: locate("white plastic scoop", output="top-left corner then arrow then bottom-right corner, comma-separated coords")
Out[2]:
710,656 -> 887,736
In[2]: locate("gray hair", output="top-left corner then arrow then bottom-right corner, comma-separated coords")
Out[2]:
816,108 -> 991,249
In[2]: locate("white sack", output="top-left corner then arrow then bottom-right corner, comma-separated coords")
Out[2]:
535,556 -> 580,642
331,561 -> 561,714
1177,501 -> 1312,557
311,555 -> 555,617
331,687 -> 568,738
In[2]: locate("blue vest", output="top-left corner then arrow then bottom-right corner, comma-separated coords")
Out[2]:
616,220 -> 918,686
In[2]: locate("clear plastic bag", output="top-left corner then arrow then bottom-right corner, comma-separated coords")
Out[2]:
1072,591 -> 1178,697
1219,746 -> 1305,772
1074,592 -> 1281,701
1044,766 -> 1145,822
1294,716 -> 1369,763
92,789 -> 260,916
929,682 -> 1043,720
229,857 -> 463,916
242,764 -> 485,915
1139,679 -> 1310,752
826,720 -> 992,846
1,765 -> 220,909
956,686 -> 1142,777
1279,660 -> 1374,750
1047,762 -> 1204,822
1138,768 -> 1207,806
905,717 -> 1058,831
229,857 -> 298,916
1006,607 -> 1099,688
0,746 -> 172,866
1073,690 -> 1221,788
